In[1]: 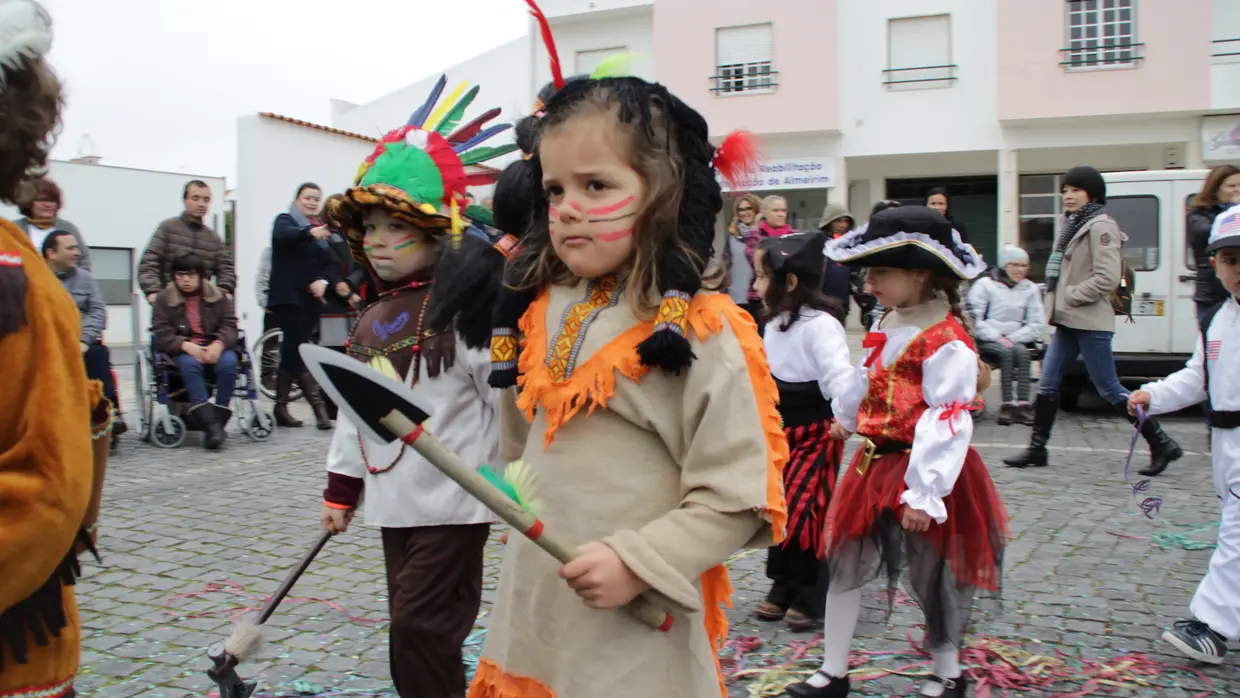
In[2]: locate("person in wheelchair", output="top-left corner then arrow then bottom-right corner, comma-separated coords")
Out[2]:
152,252 -> 239,450
966,244 -> 1045,426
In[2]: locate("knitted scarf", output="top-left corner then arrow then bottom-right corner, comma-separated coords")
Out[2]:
1044,201 -> 1103,293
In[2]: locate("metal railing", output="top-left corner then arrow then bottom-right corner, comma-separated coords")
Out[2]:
1214,38 -> 1240,58
881,64 -> 958,87
709,69 -> 780,94
1059,42 -> 1145,68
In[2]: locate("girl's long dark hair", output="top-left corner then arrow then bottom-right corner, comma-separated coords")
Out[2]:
757,236 -> 842,332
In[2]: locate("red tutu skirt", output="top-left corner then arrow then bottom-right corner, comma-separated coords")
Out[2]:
824,444 -> 1008,593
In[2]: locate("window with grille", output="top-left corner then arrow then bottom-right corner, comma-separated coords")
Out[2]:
885,15 -> 956,90
714,24 -> 776,94
1064,0 -> 1140,69
575,47 -> 627,77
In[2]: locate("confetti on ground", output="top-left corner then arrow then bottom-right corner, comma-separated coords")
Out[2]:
1108,521 -> 1220,551
719,631 -> 1219,697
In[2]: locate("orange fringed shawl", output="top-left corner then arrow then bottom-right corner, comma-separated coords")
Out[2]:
513,287 -> 789,697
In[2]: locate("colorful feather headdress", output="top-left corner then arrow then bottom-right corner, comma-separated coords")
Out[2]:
337,75 -> 518,251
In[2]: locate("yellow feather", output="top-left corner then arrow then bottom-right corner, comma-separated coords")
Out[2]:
369,355 -> 402,382
503,460 -> 542,515
424,82 -> 469,133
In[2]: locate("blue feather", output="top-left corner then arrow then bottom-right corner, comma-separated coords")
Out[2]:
407,74 -> 448,128
452,123 -> 513,153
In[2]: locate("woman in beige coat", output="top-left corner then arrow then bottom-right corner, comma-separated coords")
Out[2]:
1005,166 -> 1182,476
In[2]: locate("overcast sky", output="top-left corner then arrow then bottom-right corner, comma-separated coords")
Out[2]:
40,0 -> 527,183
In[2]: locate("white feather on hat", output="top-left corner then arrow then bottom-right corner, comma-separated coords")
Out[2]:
0,0 -> 52,86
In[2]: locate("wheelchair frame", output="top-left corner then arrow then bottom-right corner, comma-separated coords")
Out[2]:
130,293 -> 276,448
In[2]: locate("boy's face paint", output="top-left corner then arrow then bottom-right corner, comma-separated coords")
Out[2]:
540,111 -> 646,279
360,209 -> 438,281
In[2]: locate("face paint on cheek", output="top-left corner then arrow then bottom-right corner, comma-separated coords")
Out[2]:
586,196 -> 635,216
392,236 -> 419,256
566,200 -> 583,213
595,228 -> 633,242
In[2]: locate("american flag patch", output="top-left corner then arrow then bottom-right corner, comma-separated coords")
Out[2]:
1207,340 -> 1222,362
1220,216 -> 1240,238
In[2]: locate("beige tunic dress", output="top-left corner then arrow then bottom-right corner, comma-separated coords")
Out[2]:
468,278 -> 789,698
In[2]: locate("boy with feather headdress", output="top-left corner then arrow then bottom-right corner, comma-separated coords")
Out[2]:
315,76 -> 516,698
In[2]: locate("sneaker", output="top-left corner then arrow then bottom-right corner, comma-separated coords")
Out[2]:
1161,619 -> 1227,664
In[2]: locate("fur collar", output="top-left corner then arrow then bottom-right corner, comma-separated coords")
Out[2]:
161,280 -> 222,306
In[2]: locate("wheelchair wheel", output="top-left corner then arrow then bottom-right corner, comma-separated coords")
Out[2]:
256,328 -> 303,402
151,414 -> 187,448
134,351 -> 155,441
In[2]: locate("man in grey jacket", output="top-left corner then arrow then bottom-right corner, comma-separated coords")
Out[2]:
42,230 -> 118,417
1005,166 -> 1182,476
138,180 -> 235,301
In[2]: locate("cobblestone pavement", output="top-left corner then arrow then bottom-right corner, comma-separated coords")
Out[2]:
74,366 -> 1229,697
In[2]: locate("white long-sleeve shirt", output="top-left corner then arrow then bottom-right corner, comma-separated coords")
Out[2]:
1142,297 -> 1240,499
326,334 -> 502,528
763,307 -> 854,403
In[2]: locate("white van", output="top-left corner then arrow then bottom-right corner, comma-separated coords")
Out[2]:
1055,169 -> 1206,408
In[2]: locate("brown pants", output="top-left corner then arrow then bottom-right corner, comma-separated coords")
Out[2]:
381,524 -> 490,698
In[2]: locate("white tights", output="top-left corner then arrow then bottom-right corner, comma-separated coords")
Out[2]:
805,589 -> 962,694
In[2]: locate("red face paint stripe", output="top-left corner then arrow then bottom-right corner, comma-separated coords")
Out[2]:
566,201 -> 583,212
595,228 -> 633,242
586,196 -> 635,216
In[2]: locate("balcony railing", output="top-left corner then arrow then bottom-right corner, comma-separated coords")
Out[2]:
710,64 -> 779,95
881,64 -> 958,89
1059,42 -> 1145,69
1214,38 -> 1240,59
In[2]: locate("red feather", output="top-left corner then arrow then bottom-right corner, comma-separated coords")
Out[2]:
525,0 -> 564,90
465,172 -> 501,187
448,107 -> 502,145
712,130 -> 761,190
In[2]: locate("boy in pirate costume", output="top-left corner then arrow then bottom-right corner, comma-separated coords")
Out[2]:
452,4 -> 785,696
0,3 -> 110,697
316,75 -> 517,698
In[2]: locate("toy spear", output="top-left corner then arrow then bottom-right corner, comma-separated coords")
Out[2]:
205,529 -> 334,698
298,344 -> 674,632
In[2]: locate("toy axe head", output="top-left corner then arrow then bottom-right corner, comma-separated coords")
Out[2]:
300,344 -> 436,444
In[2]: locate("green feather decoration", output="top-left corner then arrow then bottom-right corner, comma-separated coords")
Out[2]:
464,204 -> 494,227
590,53 -> 637,79
459,143 -> 520,166
360,143 -> 445,207
479,460 -> 541,516
434,85 -> 480,137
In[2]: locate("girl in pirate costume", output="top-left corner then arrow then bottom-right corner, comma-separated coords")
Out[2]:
0,3 -> 109,697
458,4 -> 785,696
751,232 -> 853,632
316,75 -> 516,698
785,206 -> 1009,698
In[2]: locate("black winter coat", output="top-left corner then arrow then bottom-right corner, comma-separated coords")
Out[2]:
1188,206 -> 1228,306
268,213 -> 333,309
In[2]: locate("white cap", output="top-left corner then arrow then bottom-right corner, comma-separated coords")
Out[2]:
1208,204 -> 1240,253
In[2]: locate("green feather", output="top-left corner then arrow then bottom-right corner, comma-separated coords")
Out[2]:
459,144 -> 520,166
480,464 -> 520,503
360,143 -> 445,207
434,85 -> 480,136
590,53 -> 637,79
464,205 -> 494,227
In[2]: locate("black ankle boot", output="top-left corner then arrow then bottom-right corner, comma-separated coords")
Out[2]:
1004,394 -> 1057,468
1117,402 -> 1183,477
192,403 -> 225,450
785,672 -> 849,697
274,372 -> 303,427
299,371 -> 333,430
